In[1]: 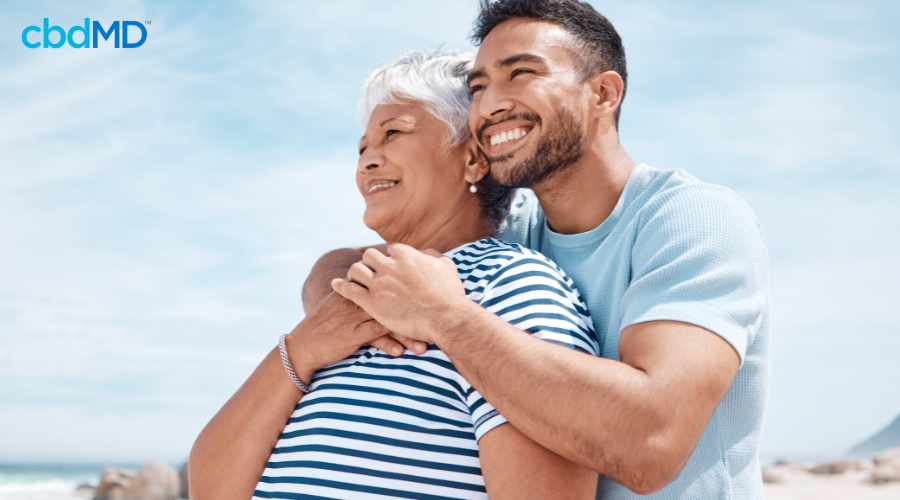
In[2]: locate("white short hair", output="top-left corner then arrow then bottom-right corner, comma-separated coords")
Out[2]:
358,49 -> 475,149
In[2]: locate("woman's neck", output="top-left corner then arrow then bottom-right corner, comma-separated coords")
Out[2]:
380,205 -> 494,254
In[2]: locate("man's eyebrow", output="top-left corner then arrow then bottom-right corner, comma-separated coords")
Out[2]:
467,54 -> 548,85
498,53 -> 547,68
467,68 -> 486,85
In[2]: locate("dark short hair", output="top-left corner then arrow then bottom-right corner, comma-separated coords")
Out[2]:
475,170 -> 513,230
472,0 -> 628,126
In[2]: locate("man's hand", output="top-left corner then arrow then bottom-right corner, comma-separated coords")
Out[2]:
300,245 -> 428,357
331,243 -> 471,344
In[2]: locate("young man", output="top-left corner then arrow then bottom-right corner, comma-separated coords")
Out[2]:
320,1 -> 769,498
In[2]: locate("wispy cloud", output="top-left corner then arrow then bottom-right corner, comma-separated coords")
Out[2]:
1,0 -> 898,462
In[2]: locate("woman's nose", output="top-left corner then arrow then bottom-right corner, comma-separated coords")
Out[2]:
358,148 -> 383,174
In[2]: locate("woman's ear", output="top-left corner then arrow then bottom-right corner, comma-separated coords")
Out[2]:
463,138 -> 490,183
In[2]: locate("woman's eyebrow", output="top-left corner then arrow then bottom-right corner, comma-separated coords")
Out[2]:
380,115 -> 415,127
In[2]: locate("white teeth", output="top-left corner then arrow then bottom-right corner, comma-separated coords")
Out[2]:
489,128 -> 528,146
367,181 -> 396,193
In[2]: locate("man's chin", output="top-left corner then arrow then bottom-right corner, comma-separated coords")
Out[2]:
486,157 -> 533,189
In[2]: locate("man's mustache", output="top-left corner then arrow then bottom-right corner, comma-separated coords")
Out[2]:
476,111 -> 542,144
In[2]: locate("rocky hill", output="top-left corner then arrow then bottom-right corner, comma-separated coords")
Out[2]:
849,415 -> 900,459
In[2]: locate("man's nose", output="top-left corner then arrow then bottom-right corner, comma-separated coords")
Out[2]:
479,85 -> 515,119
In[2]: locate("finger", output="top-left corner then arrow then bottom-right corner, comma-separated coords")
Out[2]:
421,248 -> 444,258
389,332 -> 428,355
361,247 -> 389,272
331,278 -> 368,307
385,242 -> 411,258
369,334 -> 405,357
347,261 -> 374,289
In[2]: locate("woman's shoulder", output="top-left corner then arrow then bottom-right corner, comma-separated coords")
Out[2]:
451,238 -> 580,297
449,237 -> 557,271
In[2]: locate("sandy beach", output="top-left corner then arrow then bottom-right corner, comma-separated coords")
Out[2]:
764,469 -> 900,500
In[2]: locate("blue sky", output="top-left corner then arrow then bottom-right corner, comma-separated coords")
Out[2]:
1,0 -> 898,463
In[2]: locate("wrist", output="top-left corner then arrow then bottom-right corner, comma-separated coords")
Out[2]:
427,297 -> 481,347
284,326 -> 318,385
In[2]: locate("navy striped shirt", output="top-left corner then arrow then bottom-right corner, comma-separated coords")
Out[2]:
254,238 -> 597,500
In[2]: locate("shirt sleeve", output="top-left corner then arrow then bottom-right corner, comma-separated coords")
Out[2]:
620,184 -> 769,364
465,250 -> 599,442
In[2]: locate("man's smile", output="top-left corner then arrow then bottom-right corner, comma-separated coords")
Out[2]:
481,120 -> 537,156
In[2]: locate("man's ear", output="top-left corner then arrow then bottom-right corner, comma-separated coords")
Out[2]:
463,138 -> 490,182
587,70 -> 624,121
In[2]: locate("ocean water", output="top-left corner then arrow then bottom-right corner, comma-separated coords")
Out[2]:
0,464 -> 140,500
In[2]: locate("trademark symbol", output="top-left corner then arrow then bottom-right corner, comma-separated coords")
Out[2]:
144,20 -> 151,25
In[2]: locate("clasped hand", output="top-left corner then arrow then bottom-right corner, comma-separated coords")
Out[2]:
332,243 -> 470,351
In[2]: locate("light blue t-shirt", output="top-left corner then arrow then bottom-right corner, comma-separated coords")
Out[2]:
498,163 -> 770,500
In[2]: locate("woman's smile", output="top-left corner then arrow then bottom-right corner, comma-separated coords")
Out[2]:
364,179 -> 400,198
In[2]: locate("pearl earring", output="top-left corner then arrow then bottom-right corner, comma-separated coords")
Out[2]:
470,173 -> 478,193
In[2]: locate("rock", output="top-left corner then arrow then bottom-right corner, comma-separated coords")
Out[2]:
75,484 -> 96,498
178,462 -> 189,499
762,467 -> 785,483
871,447 -> 900,484
774,459 -> 811,470
809,458 -> 861,475
94,467 -> 135,500
872,464 -> 900,484
123,461 -> 180,500
874,446 -> 900,467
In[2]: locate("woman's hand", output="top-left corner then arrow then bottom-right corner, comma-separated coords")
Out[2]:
331,243 -> 473,345
301,244 -> 430,357
286,290 -> 391,383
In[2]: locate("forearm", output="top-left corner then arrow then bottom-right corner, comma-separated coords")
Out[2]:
436,304 -> 686,494
189,349 -> 303,500
480,424 -> 598,499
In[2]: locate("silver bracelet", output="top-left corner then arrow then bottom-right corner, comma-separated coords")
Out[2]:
278,334 -> 310,393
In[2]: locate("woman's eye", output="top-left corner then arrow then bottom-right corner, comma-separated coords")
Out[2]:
385,129 -> 400,138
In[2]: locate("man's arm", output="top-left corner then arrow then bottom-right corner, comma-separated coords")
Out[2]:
443,311 -> 738,494
332,244 -> 741,494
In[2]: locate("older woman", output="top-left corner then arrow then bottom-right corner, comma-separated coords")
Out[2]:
191,50 -> 599,500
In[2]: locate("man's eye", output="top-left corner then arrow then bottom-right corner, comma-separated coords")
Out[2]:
469,85 -> 485,95
512,68 -> 533,77
359,147 -> 366,155
385,129 -> 400,138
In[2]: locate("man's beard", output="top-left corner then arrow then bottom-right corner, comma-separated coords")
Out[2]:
482,107 -> 586,189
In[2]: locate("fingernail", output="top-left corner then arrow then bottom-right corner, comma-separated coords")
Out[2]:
392,346 -> 403,356
415,342 -> 426,353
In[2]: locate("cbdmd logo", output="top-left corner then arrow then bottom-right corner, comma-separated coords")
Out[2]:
22,19 -> 148,49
